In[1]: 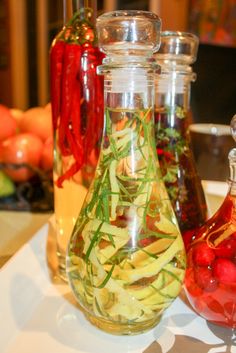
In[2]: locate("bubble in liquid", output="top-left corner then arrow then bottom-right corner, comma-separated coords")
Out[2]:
230,114 -> 236,142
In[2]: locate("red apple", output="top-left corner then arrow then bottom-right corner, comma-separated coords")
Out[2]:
0,104 -> 18,141
1,132 -> 43,182
19,107 -> 53,142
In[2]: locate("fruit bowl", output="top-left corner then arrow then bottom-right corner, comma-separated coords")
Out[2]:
0,104 -> 54,212
0,163 -> 54,212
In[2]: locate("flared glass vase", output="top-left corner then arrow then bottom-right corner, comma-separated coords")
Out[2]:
66,11 -> 186,335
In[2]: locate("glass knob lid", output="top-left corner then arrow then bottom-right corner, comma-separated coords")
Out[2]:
155,31 -> 199,65
96,10 -> 161,58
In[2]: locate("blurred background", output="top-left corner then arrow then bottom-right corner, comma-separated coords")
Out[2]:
0,0 -> 235,124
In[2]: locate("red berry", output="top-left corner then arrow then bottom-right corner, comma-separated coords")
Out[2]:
194,267 -> 218,291
185,268 -> 202,296
212,258 -> 236,284
192,242 -> 215,266
214,238 -> 236,259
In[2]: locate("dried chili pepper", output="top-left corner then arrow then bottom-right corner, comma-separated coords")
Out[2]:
58,43 -> 82,157
56,77 -> 84,188
50,8 -> 104,188
82,45 -> 105,163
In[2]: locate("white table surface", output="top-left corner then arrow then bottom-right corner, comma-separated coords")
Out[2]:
0,181 -> 234,353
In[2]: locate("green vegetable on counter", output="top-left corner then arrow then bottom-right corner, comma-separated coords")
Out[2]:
0,171 -> 15,197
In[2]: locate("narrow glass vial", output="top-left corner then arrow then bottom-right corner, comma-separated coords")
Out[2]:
66,11 -> 186,335
185,115 -> 236,328
50,0 -> 104,280
154,31 -> 207,247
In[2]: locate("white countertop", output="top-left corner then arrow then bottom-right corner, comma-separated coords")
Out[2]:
0,181 -> 233,353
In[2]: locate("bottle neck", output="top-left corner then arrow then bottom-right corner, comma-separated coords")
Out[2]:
100,66 -> 156,154
63,0 -> 97,25
155,69 -> 194,115
99,64 -> 158,111
100,67 -> 157,169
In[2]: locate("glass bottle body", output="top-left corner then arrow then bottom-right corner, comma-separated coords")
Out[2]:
185,184 -> 236,328
154,32 -> 207,247
66,11 -> 186,335
185,132 -> 236,329
50,0 -> 104,279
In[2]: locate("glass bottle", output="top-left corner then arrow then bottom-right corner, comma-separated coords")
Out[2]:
49,0 -> 104,280
185,115 -> 236,328
154,31 -> 207,248
66,10 -> 186,335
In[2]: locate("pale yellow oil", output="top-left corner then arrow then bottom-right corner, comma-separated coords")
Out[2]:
54,175 -> 88,276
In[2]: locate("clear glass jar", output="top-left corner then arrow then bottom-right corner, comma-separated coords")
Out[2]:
154,31 -> 207,248
49,0 -> 104,280
185,115 -> 236,328
66,11 -> 186,335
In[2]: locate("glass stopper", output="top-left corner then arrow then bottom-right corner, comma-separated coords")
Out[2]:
155,31 -> 199,65
96,10 -> 161,58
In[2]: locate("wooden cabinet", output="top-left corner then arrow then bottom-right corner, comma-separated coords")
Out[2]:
0,0 -> 12,107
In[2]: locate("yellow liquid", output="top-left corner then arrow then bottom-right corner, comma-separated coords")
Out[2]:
54,176 -> 87,278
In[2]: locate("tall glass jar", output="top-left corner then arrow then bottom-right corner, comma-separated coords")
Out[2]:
154,31 -> 207,247
49,0 -> 104,280
184,115 -> 236,328
66,11 -> 186,335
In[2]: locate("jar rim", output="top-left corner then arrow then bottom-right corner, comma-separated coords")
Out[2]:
97,10 -> 161,22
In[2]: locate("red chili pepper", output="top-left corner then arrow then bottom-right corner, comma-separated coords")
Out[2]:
82,46 -> 104,163
58,43 -> 81,157
56,77 -> 84,188
51,26 -> 104,187
66,84 -> 84,168
56,161 -> 81,188
50,40 -> 65,130
55,43 -> 85,187
70,77 -> 82,144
